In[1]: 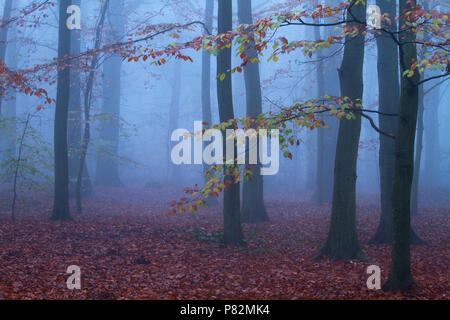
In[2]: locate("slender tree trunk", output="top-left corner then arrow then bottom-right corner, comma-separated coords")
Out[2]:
76,0 -> 109,214
383,0 -> 419,292
411,79 -> 424,217
95,0 -> 124,187
201,0 -> 218,206
313,0 -> 339,205
52,0 -> 72,221
238,0 -> 268,223
421,1 -> 440,190
316,1 -> 367,261
68,0 -> 92,198
0,0 -> 13,121
3,15 -> 17,166
422,81 -> 440,188
314,36 -> 326,204
217,0 -> 244,245
166,61 -> 182,183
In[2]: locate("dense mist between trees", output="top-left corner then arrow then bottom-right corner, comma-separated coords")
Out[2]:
0,0 -> 448,300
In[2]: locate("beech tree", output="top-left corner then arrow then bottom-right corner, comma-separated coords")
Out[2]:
167,61 -> 182,183
238,0 -> 269,223
368,0 -> 400,243
1,0 -> 16,164
201,0 -> 218,206
76,0 -> 110,214
0,0 -> 13,121
383,0 -> 427,292
68,0 -> 93,198
95,0 -> 125,187
316,0 -> 367,261
52,0 -> 72,221
370,0 -> 425,244
217,0 -> 244,245
313,0 -> 339,205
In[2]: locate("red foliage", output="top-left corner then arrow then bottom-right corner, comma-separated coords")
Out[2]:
0,188 -> 447,300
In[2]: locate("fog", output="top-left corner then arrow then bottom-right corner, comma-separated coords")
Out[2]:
0,0 -> 448,301
2,0 -> 447,205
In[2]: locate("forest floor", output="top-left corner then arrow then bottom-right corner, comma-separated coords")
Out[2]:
0,186 -> 448,300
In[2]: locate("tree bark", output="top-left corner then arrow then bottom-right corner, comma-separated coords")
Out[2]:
166,60 -> 182,183
217,0 -> 244,245
0,0 -> 13,122
422,81 -> 440,188
421,1 -> 440,189
237,0 -> 268,223
383,0 -> 419,292
68,0 -> 93,198
201,0 -> 218,206
2,2 -> 16,166
95,0 -> 124,187
411,79 -> 424,217
52,0 -> 72,221
368,0 -> 399,243
369,0 -> 425,244
316,1 -> 367,260
313,0 -> 339,205
76,0 -> 109,214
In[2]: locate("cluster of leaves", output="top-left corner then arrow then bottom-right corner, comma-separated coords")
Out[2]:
0,114 -> 53,194
120,2 -> 447,78
2,2 -> 447,112
170,96 -> 362,214
0,60 -> 53,109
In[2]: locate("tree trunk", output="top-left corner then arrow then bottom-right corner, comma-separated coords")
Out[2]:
217,0 -> 244,245
411,79 -> 424,217
76,0 -> 109,214
316,0 -> 367,260
201,0 -> 218,206
421,1 -> 440,189
52,0 -> 72,221
422,81 -> 440,188
2,5 -> 17,166
237,0 -> 268,223
313,0 -> 339,205
68,0 -> 93,198
369,0 -> 425,244
368,0 -> 399,243
95,0 -> 124,187
0,0 -> 13,122
166,61 -> 182,184
383,0 -> 419,292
